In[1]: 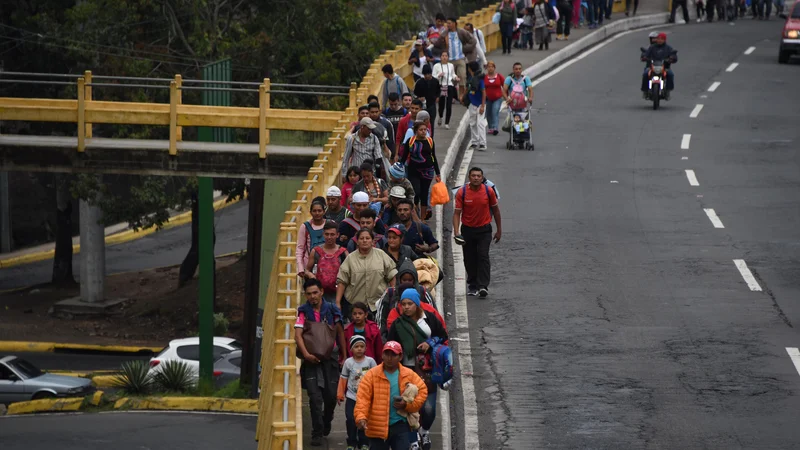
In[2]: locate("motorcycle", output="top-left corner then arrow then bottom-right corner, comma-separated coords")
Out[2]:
640,48 -> 677,110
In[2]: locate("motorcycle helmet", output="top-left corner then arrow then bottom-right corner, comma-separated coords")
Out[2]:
648,31 -> 659,45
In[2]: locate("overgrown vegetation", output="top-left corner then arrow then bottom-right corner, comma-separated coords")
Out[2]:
213,312 -> 229,336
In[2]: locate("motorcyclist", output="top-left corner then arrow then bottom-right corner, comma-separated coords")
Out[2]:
641,32 -> 677,100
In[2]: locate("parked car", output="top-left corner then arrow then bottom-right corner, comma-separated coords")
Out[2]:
213,350 -> 242,389
148,337 -> 242,379
779,0 -> 800,63
0,356 -> 94,404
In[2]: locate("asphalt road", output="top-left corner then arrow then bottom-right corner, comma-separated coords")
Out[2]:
450,19 -> 800,449
0,200 -> 250,291
0,411 -> 257,450
12,352 -> 151,371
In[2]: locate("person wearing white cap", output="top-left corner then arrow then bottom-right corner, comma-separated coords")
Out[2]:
338,191 -> 387,246
409,39 -> 434,82
382,185 -> 410,226
324,185 -> 349,224
343,117 -> 383,181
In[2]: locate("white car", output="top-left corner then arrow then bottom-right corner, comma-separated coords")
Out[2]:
149,337 -> 242,379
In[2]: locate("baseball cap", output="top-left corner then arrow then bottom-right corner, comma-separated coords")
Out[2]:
389,186 -> 406,198
383,341 -> 403,355
326,186 -> 341,197
352,191 -> 370,204
416,110 -> 431,123
360,117 -> 377,129
387,226 -> 404,236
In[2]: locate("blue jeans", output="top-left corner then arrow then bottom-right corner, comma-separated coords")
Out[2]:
606,0 -> 614,16
642,67 -> 675,91
345,398 -> 368,447
371,421 -> 412,450
591,0 -> 605,23
486,98 -> 502,130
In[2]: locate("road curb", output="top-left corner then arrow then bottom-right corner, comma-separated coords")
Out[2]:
114,396 -> 258,414
0,195 -> 240,269
6,397 -> 84,415
91,375 -> 117,388
0,340 -> 162,354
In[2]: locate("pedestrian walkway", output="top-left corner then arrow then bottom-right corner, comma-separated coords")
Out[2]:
300,4 -> 670,448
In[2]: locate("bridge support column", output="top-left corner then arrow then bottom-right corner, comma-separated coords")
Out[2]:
79,179 -> 105,303
0,172 -> 11,253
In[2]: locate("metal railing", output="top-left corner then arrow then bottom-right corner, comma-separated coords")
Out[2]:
0,72 -> 356,159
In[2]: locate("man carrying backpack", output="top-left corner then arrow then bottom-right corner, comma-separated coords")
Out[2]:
453,167 -> 502,298
503,62 -> 534,111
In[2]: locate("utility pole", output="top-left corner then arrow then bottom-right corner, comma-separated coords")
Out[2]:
197,59 -> 232,388
79,176 -> 105,303
241,178 -> 264,393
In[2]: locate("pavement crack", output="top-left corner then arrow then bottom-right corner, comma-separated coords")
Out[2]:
479,328 -> 513,448
595,294 -> 611,322
750,269 -> 793,328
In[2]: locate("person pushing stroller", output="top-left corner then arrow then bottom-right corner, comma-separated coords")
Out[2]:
502,62 -> 535,150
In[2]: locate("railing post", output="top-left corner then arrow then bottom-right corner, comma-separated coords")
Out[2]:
258,83 -> 267,159
174,74 -> 183,141
348,82 -> 357,109
77,77 -> 86,153
169,81 -> 178,157
263,78 -> 271,146
83,70 -> 92,139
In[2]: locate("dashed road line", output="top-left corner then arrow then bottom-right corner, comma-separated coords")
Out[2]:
690,104 -> 704,118
681,134 -> 691,149
745,46 -> 756,55
787,348 -> 800,377
703,208 -> 725,228
685,169 -> 700,186
726,62 -> 739,72
733,259 -> 762,291
708,81 -> 721,92
682,156 -> 688,160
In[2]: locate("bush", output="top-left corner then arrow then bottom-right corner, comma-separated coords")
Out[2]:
215,380 -> 251,399
112,360 -> 152,395
152,360 -> 195,393
213,312 -> 229,336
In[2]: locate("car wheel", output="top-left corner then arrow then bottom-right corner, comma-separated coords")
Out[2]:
32,391 -> 56,400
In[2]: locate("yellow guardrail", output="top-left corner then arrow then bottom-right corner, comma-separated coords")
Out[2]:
255,4 -> 502,449
0,73 -> 358,159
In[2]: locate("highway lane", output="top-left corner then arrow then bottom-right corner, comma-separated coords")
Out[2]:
0,200 -> 249,291
0,411 -> 256,450
457,19 -> 800,449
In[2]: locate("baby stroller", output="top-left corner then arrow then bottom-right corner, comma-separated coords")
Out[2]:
506,106 -> 534,150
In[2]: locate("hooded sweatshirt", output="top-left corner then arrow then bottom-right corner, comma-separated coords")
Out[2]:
375,261 -> 436,341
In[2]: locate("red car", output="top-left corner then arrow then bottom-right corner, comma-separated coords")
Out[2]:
779,0 -> 800,63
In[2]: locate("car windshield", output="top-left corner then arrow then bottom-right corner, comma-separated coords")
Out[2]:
8,359 -> 43,379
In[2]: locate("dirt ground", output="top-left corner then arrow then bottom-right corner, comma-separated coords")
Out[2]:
0,255 -> 246,347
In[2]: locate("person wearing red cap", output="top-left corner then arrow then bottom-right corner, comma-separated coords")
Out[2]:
640,32 -> 678,100
355,341 -> 428,449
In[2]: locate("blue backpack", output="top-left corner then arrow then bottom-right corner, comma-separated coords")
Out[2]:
429,340 -> 453,386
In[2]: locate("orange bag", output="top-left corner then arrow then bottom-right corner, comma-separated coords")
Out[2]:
429,180 -> 450,207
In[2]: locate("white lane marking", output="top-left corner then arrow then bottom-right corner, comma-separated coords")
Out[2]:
433,226 -> 452,450
726,62 -> 739,72
682,156 -> 688,160
745,46 -> 756,55
610,180 -> 619,184
733,259 -> 762,291
681,134 -> 691,150
708,81 -> 721,92
690,104 -> 704,118
450,146 -> 480,450
703,208 -> 725,228
787,348 -> 800,377
685,169 -> 700,186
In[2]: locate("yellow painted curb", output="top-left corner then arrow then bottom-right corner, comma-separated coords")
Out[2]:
114,396 -> 258,414
90,391 -> 105,406
0,196 -> 239,269
92,375 -> 118,388
7,397 -> 83,415
0,341 -> 162,354
48,370 -> 119,377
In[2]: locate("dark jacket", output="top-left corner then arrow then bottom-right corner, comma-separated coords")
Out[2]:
375,261 -> 432,341
643,43 -> 678,64
384,244 -> 419,270
409,48 -> 434,69
413,77 -> 441,112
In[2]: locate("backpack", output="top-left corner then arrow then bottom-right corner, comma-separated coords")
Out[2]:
499,2 -> 516,23
430,341 -> 453,386
304,222 -> 326,253
508,77 -> 528,111
314,246 -> 345,292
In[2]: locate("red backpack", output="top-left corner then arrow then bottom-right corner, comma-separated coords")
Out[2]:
314,246 -> 346,292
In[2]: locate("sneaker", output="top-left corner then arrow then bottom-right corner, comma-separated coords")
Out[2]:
438,118 -> 442,126
310,435 -> 322,446
478,288 -> 489,298
445,124 -> 450,130
467,288 -> 479,296
360,446 -> 370,450
468,143 -> 478,150
422,433 -> 433,450
478,145 -> 487,152
323,422 -> 331,437
410,442 -> 421,450
487,128 -> 494,134
492,129 -> 499,136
